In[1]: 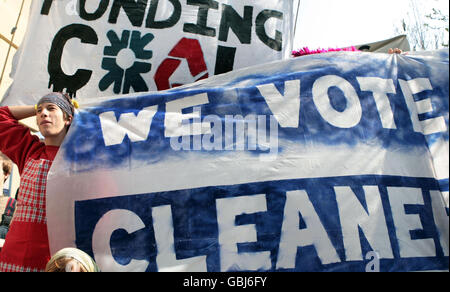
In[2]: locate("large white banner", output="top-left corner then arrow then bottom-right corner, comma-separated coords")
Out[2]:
1,0 -> 293,105
47,49 -> 449,272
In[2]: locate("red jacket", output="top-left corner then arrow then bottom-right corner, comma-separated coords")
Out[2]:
0,106 -> 58,272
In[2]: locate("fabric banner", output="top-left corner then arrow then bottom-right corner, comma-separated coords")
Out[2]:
47,49 -> 449,272
0,0 -> 293,106
356,35 -> 411,53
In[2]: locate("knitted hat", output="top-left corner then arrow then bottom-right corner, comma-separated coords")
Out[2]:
36,92 -> 79,117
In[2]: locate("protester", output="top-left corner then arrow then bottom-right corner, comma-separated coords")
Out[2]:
0,157 -> 13,251
45,247 -> 100,272
1,155 -> 12,193
388,48 -> 403,54
0,196 -> 16,240
0,92 -> 78,272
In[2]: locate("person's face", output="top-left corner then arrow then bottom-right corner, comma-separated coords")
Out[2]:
1,168 -> 4,185
1,163 -> 7,186
36,102 -> 72,139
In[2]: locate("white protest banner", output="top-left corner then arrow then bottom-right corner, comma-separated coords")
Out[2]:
47,49 -> 449,272
0,0 -> 293,106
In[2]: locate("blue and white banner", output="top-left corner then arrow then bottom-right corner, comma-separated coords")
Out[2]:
47,49 -> 449,272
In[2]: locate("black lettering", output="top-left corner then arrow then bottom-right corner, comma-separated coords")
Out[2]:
255,10 -> 283,52
183,0 -> 218,37
214,46 -> 236,75
79,0 -> 110,21
146,0 -> 181,29
358,45 -> 371,51
109,0 -> 149,27
48,24 -> 98,97
41,0 -> 55,15
219,5 -> 252,44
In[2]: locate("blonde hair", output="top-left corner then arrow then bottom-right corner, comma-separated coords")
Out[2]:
45,257 -> 89,272
45,248 -> 100,272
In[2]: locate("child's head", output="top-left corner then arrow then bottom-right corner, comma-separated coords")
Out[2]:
45,248 -> 100,272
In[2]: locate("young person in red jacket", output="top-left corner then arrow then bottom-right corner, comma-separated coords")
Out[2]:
0,92 -> 77,272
